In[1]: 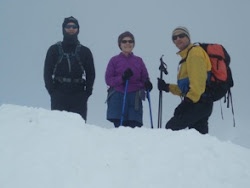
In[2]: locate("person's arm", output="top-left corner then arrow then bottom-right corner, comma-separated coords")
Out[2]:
83,47 -> 95,97
44,45 -> 56,95
185,48 -> 207,102
105,57 -> 124,87
169,84 -> 182,96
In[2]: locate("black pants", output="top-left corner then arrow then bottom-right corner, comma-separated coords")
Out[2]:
51,90 -> 88,120
166,101 -> 213,134
112,119 -> 142,128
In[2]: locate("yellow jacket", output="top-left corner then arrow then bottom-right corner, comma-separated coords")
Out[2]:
169,43 -> 211,103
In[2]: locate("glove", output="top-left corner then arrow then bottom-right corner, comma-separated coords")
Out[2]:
48,83 -> 56,95
144,79 -> 153,92
157,78 -> 169,92
174,97 -> 193,119
122,68 -> 133,81
86,88 -> 92,98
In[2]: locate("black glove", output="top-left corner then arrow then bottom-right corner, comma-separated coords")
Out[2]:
48,83 -> 56,95
144,79 -> 153,92
174,97 -> 193,119
86,88 -> 92,98
122,68 -> 133,81
157,78 -> 169,92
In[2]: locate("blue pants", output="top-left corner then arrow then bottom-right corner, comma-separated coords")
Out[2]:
107,90 -> 143,126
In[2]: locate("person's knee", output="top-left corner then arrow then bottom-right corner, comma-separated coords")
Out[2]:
189,123 -> 208,134
165,121 -> 173,130
197,125 -> 208,134
191,119 -> 209,134
165,117 -> 186,130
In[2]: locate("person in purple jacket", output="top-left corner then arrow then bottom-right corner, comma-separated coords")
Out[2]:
105,31 -> 153,128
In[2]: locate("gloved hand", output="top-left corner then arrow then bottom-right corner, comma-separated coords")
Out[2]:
86,88 -> 92,98
174,97 -> 193,119
157,78 -> 169,92
122,68 -> 133,81
144,79 -> 153,92
48,83 -> 56,95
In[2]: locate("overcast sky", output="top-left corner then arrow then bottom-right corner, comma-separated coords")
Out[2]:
1,0 -> 249,133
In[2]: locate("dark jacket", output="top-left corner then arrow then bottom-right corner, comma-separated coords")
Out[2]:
44,41 -> 95,95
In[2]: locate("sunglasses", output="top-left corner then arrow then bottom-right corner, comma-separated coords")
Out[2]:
121,40 -> 134,44
172,33 -> 187,40
64,24 -> 78,29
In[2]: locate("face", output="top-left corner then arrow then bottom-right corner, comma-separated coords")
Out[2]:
172,32 -> 190,51
120,37 -> 134,55
64,22 -> 78,35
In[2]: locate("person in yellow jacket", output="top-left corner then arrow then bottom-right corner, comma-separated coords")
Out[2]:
158,26 -> 213,134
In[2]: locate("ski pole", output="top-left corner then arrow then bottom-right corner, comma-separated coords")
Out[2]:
157,55 -> 168,128
120,80 -> 128,126
147,90 -> 154,129
158,90 -> 162,128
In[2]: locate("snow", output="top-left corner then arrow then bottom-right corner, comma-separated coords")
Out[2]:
1,0 -> 250,187
0,104 -> 250,188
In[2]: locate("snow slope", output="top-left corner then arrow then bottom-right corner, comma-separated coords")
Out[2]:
0,104 -> 250,188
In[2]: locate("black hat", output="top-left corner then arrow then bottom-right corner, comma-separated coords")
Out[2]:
62,16 -> 79,29
118,31 -> 135,50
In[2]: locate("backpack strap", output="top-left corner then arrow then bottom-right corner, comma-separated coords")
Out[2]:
225,89 -> 235,127
179,45 -> 196,65
52,41 -> 64,77
54,41 -> 72,75
53,41 -> 85,78
74,43 -> 85,76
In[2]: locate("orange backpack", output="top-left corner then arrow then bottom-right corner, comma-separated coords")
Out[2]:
199,43 -> 233,102
182,43 -> 234,102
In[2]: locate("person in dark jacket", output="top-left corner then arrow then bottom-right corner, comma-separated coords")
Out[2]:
44,16 -> 95,121
158,26 -> 213,134
105,31 -> 153,128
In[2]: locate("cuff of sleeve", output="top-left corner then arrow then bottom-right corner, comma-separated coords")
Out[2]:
184,97 -> 193,103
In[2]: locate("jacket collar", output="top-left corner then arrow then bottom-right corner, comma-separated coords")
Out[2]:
177,43 -> 194,59
119,52 -> 134,58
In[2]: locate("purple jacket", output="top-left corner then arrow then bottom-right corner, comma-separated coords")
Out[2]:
105,52 -> 149,93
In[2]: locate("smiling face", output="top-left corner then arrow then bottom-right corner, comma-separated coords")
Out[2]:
120,37 -> 134,55
172,30 -> 190,51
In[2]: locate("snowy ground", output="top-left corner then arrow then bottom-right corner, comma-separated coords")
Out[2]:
0,104 -> 250,188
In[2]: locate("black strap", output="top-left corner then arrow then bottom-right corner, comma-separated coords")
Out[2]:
52,42 -> 64,76
53,41 -> 85,77
227,89 -> 236,127
54,76 -> 86,84
75,43 -> 85,75
220,89 -> 235,127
